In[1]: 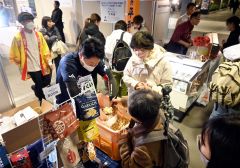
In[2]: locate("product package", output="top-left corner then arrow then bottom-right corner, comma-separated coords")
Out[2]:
78,119 -> 99,142
43,103 -> 79,140
27,139 -> 47,168
10,149 -> 32,168
0,145 -> 11,168
74,75 -> 100,121
57,135 -> 80,168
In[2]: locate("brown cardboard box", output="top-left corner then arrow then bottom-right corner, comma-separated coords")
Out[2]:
1,99 -> 52,153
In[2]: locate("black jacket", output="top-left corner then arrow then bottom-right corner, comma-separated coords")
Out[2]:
39,27 -> 62,49
223,27 -> 240,49
77,23 -> 106,50
51,8 -> 64,29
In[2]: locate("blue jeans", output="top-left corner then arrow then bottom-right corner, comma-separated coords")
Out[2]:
210,103 -> 240,119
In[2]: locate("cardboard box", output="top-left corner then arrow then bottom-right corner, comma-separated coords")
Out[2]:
1,100 -> 52,153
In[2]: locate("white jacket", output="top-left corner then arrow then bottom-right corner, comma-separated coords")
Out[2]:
123,44 -> 173,95
105,29 -> 132,68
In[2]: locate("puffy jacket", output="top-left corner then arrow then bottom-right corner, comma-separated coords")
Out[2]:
39,26 -> 62,49
123,44 -> 173,95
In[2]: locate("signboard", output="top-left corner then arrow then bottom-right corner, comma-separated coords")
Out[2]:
100,0 -> 124,23
201,0 -> 210,11
43,84 -> 61,100
125,0 -> 140,28
57,0 -> 73,8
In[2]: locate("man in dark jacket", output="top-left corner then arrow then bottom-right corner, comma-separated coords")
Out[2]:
51,1 -> 65,42
229,0 -> 239,15
56,37 -> 109,104
222,16 -> 240,50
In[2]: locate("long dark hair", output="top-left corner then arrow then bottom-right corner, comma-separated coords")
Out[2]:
41,16 -> 51,29
226,16 -> 240,29
84,13 -> 101,29
201,114 -> 240,168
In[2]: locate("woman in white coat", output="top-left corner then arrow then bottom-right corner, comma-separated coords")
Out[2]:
123,31 -> 173,95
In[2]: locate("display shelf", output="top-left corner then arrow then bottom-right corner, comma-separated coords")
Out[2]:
165,52 -> 211,120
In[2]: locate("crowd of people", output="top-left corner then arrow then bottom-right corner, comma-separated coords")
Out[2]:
8,1 -> 240,168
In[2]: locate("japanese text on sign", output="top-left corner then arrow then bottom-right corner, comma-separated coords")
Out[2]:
100,0 -> 124,23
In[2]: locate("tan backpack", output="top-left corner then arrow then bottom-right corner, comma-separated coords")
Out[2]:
209,61 -> 240,107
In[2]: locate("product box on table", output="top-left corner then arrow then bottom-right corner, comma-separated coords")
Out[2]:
1,100 -> 52,153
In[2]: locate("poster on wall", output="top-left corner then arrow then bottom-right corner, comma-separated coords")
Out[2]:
125,0 -> 140,28
100,0 -> 124,23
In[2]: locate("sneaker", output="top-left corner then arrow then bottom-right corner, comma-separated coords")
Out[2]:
31,85 -> 35,91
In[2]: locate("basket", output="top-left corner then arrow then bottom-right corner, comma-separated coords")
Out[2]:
94,117 -> 129,161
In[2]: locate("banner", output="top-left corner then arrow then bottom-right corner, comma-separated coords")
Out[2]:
125,0 -> 140,28
100,0 -> 125,23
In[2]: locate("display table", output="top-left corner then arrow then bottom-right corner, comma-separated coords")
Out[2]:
165,52 -> 220,121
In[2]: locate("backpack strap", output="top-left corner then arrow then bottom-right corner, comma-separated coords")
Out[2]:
134,129 -> 167,147
120,31 -> 125,41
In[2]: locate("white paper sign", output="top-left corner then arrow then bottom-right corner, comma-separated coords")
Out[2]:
100,0 -> 124,23
40,140 -> 58,161
43,84 -> 61,100
57,0 -> 72,7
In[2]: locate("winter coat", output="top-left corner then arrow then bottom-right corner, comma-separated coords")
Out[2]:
51,8 -> 64,30
39,26 -> 62,49
123,44 -> 173,95
120,116 -> 164,168
77,23 -> 105,50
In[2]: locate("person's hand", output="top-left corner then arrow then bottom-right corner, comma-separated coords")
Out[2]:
135,82 -> 151,90
135,82 -> 146,90
44,35 -> 49,40
184,43 -> 192,48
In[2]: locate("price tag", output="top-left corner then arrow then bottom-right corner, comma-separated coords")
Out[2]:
39,140 -> 58,161
43,84 -> 61,100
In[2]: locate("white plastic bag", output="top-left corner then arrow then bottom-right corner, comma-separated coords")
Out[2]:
223,44 -> 240,61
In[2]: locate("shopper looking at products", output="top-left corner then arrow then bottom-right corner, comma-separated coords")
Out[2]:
10,12 -> 52,103
129,15 -> 148,35
123,31 -> 172,96
105,20 -> 132,96
176,3 -> 196,27
56,37 -> 109,104
120,89 -> 164,168
51,1 -> 65,42
167,11 -> 201,55
197,113 -> 240,168
222,16 -> 240,50
40,16 -> 62,73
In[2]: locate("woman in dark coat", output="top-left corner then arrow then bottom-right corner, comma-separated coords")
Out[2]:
40,16 -> 62,73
